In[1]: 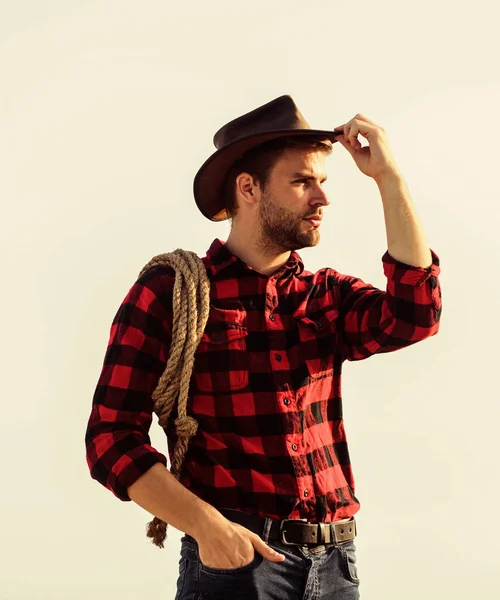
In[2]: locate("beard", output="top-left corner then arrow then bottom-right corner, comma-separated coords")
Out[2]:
257,189 -> 320,254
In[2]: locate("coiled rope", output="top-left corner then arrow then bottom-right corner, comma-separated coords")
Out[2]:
136,249 -> 211,548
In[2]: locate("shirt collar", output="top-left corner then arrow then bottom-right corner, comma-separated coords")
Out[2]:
205,238 -> 304,278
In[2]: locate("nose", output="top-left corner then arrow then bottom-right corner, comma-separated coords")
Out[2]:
311,185 -> 330,208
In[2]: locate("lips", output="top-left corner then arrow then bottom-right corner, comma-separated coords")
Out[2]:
304,216 -> 322,227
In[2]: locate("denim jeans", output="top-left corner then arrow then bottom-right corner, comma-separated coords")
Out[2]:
173,511 -> 361,599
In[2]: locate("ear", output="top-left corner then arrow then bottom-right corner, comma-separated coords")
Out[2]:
235,172 -> 259,206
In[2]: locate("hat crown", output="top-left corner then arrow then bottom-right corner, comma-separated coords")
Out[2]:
213,95 -> 311,150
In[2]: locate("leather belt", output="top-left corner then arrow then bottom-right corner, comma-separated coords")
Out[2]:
218,508 -> 357,546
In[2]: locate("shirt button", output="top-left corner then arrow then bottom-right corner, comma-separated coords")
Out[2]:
269,314 -> 275,321
304,490 -> 309,497
284,398 -> 291,405
275,353 -> 282,361
291,443 -> 297,451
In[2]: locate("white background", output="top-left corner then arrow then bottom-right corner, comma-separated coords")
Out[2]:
1,1 -> 499,598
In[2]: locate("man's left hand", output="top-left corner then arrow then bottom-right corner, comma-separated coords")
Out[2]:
334,114 -> 402,182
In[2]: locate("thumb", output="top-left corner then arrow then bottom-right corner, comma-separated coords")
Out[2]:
253,535 -> 286,562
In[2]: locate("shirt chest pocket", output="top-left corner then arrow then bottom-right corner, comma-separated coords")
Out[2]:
194,308 -> 249,394
295,311 -> 339,380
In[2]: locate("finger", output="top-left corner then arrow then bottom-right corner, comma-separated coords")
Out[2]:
338,137 -> 355,153
350,123 -> 363,146
334,123 -> 359,151
354,113 -> 379,127
343,124 -> 358,149
333,124 -> 349,138
352,119 -> 382,142
253,535 -> 285,562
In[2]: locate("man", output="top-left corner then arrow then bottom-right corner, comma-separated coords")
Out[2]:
85,95 -> 442,599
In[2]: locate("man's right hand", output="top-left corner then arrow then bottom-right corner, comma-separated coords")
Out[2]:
196,521 -> 286,569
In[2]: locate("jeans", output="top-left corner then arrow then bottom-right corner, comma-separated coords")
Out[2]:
173,511 -> 361,599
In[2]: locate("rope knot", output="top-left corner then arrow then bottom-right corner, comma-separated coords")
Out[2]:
175,415 -> 198,438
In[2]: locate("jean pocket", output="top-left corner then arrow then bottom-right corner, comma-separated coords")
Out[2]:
182,534 -> 263,575
199,549 -> 263,574
195,539 -> 264,574
339,541 -> 360,584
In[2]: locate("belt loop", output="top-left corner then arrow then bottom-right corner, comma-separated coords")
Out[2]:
316,522 -> 325,545
261,517 -> 273,544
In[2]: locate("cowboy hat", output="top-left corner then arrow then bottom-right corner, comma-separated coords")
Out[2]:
193,95 -> 342,221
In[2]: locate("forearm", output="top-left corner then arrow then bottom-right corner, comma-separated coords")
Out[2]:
375,172 -> 433,268
127,462 -> 227,541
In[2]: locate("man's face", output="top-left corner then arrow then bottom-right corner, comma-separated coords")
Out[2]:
257,148 -> 330,252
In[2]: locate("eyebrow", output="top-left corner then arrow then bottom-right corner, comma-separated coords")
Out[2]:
290,171 -> 328,183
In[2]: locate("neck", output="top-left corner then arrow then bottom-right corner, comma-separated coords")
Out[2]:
225,220 -> 291,277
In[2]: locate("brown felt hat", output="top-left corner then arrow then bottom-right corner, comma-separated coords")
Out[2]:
193,95 -> 342,221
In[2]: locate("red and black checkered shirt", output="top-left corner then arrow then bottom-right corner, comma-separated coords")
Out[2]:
85,238 -> 442,523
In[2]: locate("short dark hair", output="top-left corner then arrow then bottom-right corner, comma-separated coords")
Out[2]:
222,135 -> 333,219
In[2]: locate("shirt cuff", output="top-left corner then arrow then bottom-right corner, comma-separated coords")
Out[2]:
382,248 -> 441,286
111,447 -> 168,501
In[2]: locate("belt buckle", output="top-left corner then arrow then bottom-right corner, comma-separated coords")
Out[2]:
279,518 -> 307,545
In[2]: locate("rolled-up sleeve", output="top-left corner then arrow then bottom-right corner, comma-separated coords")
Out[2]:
84,266 -> 174,501
336,248 -> 442,361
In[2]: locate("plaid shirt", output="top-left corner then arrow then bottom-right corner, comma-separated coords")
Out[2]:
85,238 -> 442,523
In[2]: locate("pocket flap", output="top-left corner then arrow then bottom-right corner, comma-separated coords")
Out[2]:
295,308 -> 339,332
200,326 -> 248,344
298,317 -> 324,331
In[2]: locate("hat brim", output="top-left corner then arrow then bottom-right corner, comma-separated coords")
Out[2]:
193,128 -> 342,222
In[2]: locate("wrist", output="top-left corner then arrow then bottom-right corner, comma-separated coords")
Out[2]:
190,506 -> 232,542
374,169 -> 404,189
